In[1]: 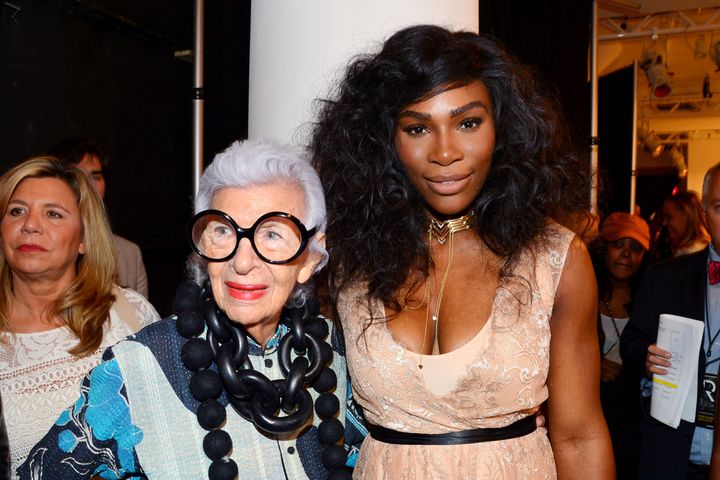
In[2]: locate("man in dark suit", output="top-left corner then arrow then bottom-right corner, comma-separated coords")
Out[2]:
621,162 -> 720,480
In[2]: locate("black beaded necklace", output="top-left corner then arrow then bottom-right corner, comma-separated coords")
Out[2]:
174,281 -> 351,480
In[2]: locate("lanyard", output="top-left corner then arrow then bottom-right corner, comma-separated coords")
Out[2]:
601,302 -> 622,357
705,285 -> 720,368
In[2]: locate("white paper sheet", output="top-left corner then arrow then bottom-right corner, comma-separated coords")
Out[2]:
650,313 -> 704,428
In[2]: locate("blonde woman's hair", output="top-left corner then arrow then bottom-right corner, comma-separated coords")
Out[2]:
0,156 -> 117,356
665,190 -> 711,249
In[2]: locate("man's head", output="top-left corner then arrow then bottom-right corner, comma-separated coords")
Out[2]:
48,137 -> 107,199
702,162 -> 720,250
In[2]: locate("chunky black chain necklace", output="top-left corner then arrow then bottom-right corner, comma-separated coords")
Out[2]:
174,281 -> 351,480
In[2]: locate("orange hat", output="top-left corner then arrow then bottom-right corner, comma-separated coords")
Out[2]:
601,212 -> 651,251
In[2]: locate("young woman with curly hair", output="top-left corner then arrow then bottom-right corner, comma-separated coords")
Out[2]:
311,25 -> 613,479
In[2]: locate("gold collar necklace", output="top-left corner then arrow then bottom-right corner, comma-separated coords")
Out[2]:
428,209 -> 476,245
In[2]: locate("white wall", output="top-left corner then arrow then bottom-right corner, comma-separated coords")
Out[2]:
249,0 -> 479,144
689,138 -> 720,194
650,115 -> 720,193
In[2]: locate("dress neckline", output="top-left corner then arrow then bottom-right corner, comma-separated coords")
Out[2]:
1,325 -> 67,337
378,289 -> 497,361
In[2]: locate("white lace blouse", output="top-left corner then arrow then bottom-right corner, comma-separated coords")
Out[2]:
0,287 -> 160,479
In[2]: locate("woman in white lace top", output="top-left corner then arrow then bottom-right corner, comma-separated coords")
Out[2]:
0,157 -> 160,477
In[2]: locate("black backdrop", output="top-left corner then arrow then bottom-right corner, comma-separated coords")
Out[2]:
598,66 -> 634,215
0,0 -> 250,315
480,0 -> 592,156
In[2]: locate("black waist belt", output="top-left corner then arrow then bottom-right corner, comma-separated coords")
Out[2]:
368,415 -> 536,445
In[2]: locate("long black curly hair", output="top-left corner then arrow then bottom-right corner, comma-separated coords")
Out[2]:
310,25 -> 590,309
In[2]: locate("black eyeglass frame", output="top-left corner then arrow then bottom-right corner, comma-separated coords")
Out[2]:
187,209 -> 317,264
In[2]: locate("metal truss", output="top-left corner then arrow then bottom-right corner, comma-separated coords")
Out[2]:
639,93 -> 720,117
649,129 -> 720,143
599,7 -> 720,42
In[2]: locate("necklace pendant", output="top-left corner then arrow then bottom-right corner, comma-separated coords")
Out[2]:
431,224 -> 450,245
418,363 -> 424,369
428,210 -> 476,245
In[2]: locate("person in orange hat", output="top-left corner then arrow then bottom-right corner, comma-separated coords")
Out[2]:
596,213 -> 651,378
590,211 -> 651,480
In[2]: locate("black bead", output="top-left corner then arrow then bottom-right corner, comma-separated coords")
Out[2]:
306,317 -> 329,340
319,340 -> 333,365
322,444 -> 347,469
181,338 -> 214,371
197,400 -> 226,430
172,280 -> 202,314
203,429 -> 233,461
317,418 -> 344,445
315,392 -> 340,420
264,358 -> 273,368
313,367 -> 337,393
208,459 -> 238,480
190,370 -> 223,401
328,467 -> 353,479
306,297 -> 321,317
176,310 -> 206,338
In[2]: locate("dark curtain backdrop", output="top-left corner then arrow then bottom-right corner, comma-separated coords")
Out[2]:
597,66 -> 634,215
480,0 -> 592,157
0,0 -> 250,315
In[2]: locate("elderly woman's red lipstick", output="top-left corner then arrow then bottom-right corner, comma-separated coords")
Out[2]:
225,281 -> 267,300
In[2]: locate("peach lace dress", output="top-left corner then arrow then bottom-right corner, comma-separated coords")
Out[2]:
337,224 -> 573,479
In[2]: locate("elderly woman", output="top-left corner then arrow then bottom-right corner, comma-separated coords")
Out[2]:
0,157 -> 159,478
311,25 -> 613,478
18,140 -> 360,480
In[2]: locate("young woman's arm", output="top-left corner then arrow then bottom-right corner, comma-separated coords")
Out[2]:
547,236 -> 615,479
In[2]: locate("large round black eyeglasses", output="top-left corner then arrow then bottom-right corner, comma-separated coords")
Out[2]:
187,210 -> 316,264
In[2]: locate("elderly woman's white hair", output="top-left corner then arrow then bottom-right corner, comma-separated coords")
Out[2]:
191,139 -> 328,305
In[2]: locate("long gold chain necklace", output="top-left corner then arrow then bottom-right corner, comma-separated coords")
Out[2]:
415,210 -> 476,369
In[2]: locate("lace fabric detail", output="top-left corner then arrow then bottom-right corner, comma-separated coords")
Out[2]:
338,223 -> 573,479
123,286 -> 162,330
0,287 -> 160,478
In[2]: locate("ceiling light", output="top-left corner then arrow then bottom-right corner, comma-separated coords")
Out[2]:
669,146 -> 687,178
637,126 -> 665,157
640,48 -> 672,98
